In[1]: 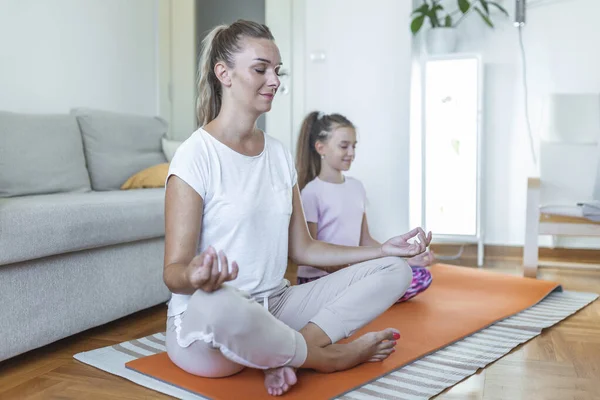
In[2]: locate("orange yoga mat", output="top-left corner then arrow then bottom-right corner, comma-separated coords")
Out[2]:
126,264 -> 560,399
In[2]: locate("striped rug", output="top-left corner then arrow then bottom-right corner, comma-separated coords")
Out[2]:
74,290 -> 597,400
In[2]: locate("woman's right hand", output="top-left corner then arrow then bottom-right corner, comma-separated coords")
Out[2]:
186,246 -> 239,292
380,228 -> 431,258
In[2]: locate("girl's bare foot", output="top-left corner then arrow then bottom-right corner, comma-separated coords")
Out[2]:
263,366 -> 297,396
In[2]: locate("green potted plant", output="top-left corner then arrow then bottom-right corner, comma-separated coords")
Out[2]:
411,0 -> 509,54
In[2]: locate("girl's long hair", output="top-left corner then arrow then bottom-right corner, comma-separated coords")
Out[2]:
295,111 -> 354,190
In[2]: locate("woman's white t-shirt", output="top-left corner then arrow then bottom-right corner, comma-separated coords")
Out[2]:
166,128 -> 297,316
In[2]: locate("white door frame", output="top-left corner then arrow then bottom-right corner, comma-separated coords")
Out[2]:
265,0 -> 306,153
157,0 -> 196,141
158,0 -> 306,143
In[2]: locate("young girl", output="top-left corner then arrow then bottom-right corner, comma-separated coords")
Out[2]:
295,111 -> 433,302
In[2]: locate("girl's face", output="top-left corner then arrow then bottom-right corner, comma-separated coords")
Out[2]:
318,125 -> 357,172
225,37 -> 282,115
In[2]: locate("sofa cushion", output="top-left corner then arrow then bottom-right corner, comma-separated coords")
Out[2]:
162,135 -> 184,162
0,189 -> 165,266
0,111 -> 91,198
73,108 -> 168,191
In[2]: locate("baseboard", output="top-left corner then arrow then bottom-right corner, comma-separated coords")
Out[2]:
286,246 -> 599,281
431,243 -> 600,264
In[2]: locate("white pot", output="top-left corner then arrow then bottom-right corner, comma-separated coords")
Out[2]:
425,27 -> 458,55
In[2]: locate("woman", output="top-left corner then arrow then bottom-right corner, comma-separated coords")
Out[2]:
163,20 -> 432,397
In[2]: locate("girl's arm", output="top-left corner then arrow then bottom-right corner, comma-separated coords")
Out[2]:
359,213 -> 382,247
289,184 -> 429,267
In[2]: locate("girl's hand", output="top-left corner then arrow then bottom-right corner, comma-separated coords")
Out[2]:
186,246 -> 239,292
381,228 -> 432,258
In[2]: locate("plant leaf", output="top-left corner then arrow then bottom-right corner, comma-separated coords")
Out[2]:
480,0 -> 490,14
444,15 -> 453,27
427,7 -> 441,27
411,3 -> 429,16
475,6 -> 494,28
489,1 -> 509,16
458,0 -> 470,13
411,15 -> 426,34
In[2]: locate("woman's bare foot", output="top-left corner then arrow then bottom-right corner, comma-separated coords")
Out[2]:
305,328 -> 400,373
349,328 -> 399,363
339,328 -> 399,367
263,366 -> 297,396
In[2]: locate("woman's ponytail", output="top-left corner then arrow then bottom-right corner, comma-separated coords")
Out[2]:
196,25 -> 228,126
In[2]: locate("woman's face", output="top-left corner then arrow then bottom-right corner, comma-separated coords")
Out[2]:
226,37 -> 282,115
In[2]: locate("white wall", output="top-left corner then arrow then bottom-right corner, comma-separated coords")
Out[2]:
0,0 -> 158,116
302,0 -> 414,241
158,0 -> 173,127
452,0 -> 600,247
409,0 -> 600,248
168,0 -> 197,140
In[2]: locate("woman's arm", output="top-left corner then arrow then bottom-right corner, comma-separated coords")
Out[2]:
164,176 -> 237,294
307,222 -> 318,241
306,222 -> 345,273
359,213 -> 382,247
289,184 -> 428,267
360,212 -> 436,267
163,176 -> 202,294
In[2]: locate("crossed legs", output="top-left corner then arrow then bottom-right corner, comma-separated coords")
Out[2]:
165,257 -> 413,396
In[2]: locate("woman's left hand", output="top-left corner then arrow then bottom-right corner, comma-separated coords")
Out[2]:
381,228 -> 432,258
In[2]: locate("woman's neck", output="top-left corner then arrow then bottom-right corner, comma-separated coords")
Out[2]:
207,102 -> 259,143
203,101 -> 266,157
318,164 -> 344,184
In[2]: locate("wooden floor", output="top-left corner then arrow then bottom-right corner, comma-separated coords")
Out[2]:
1,260 -> 599,399
435,260 -> 600,400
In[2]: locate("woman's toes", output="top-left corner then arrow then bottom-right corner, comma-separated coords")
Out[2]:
376,328 -> 397,343
379,340 -> 397,350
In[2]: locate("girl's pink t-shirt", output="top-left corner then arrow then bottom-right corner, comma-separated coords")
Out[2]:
298,176 -> 367,278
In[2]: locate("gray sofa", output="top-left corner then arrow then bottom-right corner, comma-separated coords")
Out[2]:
0,108 -> 171,362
